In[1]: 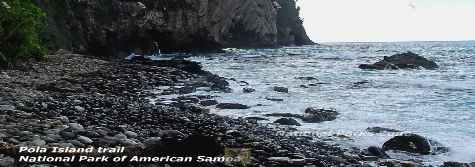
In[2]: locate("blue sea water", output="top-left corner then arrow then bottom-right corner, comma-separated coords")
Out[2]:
187,41 -> 475,165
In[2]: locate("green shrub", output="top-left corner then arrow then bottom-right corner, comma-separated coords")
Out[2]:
0,0 -> 46,67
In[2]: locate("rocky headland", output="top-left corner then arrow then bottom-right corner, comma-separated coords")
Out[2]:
34,0 -> 313,58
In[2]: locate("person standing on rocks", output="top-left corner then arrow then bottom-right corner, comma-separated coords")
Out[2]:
151,41 -> 161,57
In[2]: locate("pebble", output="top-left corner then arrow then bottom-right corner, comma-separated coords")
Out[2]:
77,135 -> 93,144
68,123 -> 85,132
74,106 -> 85,112
29,139 -> 46,146
0,105 -> 16,111
124,131 -> 138,138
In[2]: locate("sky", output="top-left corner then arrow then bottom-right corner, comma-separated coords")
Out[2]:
296,0 -> 475,42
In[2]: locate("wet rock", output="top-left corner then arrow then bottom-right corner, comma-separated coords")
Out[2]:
378,159 -> 424,167
442,162 -> 473,167
67,123 -> 85,132
199,99 -> 218,106
359,52 -> 438,70
366,127 -> 401,134
0,156 -> 14,167
296,76 -> 318,81
274,118 -> 301,126
59,130 -> 76,139
265,97 -> 284,102
243,87 -> 256,93
273,86 -> 289,93
74,106 -> 85,112
366,146 -> 389,158
382,133 -> 449,155
29,139 -> 46,146
77,135 -> 93,144
216,103 -> 250,109
245,117 -> 269,121
265,113 -> 303,119
144,137 -> 161,147
159,130 -> 185,140
124,131 -> 138,138
0,105 -> 16,111
268,157 -> 291,163
302,107 -> 339,123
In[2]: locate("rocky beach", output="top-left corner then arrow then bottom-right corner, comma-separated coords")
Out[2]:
1,0 -> 474,167
0,53 -> 402,167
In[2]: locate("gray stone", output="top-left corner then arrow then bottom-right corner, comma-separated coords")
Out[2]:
144,137 -> 161,147
29,139 -> 46,146
68,123 -> 85,132
268,157 -> 290,163
124,131 -> 138,139
68,140 -> 85,147
113,133 -> 128,140
0,156 -> 15,167
0,105 -> 15,111
74,106 -> 85,112
77,135 -> 93,144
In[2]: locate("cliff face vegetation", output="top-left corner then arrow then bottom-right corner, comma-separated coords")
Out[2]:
0,0 -> 46,66
34,0 -> 313,58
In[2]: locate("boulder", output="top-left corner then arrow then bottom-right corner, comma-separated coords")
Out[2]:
359,52 -> 438,70
442,162 -> 473,167
273,86 -> 289,93
302,107 -> 339,123
216,103 -> 250,109
274,118 -> 301,126
382,133 -> 449,155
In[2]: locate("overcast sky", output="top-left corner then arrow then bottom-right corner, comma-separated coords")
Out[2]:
297,0 -> 475,42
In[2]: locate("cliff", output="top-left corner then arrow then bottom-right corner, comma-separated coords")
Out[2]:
34,0 -> 313,58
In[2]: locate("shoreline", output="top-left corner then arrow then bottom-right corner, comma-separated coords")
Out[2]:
0,53 -> 448,167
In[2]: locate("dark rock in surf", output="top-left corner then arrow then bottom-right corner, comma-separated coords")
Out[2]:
382,133 -> 449,155
199,99 -> 218,106
359,52 -> 438,70
216,103 -> 250,109
441,162 -> 473,167
365,146 -> 389,158
296,76 -> 318,81
243,87 -> 256,93
265,113 -> 303,119
366,127 -> 401,134
273,86 -> 289,93
274,118 -> 301,126
302,107 -> 339,123
245,117 -> 269,121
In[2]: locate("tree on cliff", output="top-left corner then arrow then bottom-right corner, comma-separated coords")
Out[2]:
0,0 -> 46,67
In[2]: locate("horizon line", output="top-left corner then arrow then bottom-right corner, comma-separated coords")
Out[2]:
315,39 -> 475,43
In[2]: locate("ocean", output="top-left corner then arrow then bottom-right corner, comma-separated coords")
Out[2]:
186,41 -> 475,165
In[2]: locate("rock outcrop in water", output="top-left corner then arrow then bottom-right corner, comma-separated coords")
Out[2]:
34,0 -> 313,58
359,52 -> 439,70
382,133 -> 449,155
